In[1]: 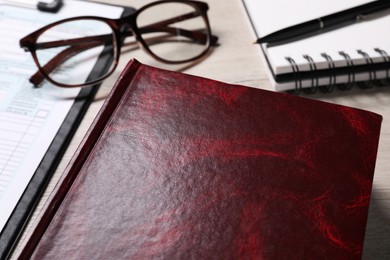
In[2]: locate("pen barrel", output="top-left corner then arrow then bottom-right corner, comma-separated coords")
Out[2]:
322,0 -> 390,27
257,20 -> 319,43
256,0 -> 390,44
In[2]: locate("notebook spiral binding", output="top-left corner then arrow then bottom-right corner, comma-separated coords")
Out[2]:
285,48 -> 390,94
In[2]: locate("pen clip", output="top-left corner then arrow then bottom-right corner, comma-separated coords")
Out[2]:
356,8 -> 390,22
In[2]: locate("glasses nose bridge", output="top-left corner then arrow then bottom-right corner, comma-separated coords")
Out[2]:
111,16 -> 137,42
117,15 -> 136,31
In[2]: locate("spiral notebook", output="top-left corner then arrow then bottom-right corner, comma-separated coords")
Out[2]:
242,0 -> 390,92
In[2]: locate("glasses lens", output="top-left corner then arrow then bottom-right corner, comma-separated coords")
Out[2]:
35,19 -> 117,86
136,2 -> 210,63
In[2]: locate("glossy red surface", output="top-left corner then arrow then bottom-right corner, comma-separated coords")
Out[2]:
21,59 -> 382,259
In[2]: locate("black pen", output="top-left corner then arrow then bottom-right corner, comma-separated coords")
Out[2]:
257,0 -> 390,44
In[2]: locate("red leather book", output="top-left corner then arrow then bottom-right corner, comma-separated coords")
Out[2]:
20,59 -> 382,259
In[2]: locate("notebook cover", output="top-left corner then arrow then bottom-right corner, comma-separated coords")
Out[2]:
20,59 -> 382,259
0,5 -> 136,259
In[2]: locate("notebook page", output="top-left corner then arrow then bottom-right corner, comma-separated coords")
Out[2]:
244,0 -> 374,38
0,0 -> 123,233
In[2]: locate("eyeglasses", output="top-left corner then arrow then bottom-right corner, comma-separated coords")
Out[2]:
19,0 -> 218,88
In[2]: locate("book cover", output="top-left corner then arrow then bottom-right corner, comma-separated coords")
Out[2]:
20,59 -> 382,259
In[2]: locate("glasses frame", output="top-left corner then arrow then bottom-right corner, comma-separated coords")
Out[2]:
20,0 -> 217,88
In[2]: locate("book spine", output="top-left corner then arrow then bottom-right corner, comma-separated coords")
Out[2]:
18,59 -> 142,259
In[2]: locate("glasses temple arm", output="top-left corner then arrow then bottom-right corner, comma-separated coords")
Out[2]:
136,11 -> 218,45
34,34 -> 114,50
30,41 -> 104,86
139,26 -> 218,46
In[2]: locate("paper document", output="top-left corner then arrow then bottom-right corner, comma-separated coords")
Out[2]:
0,0 -> 123,232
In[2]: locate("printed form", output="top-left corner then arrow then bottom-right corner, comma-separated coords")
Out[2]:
0,0 -> 123,232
